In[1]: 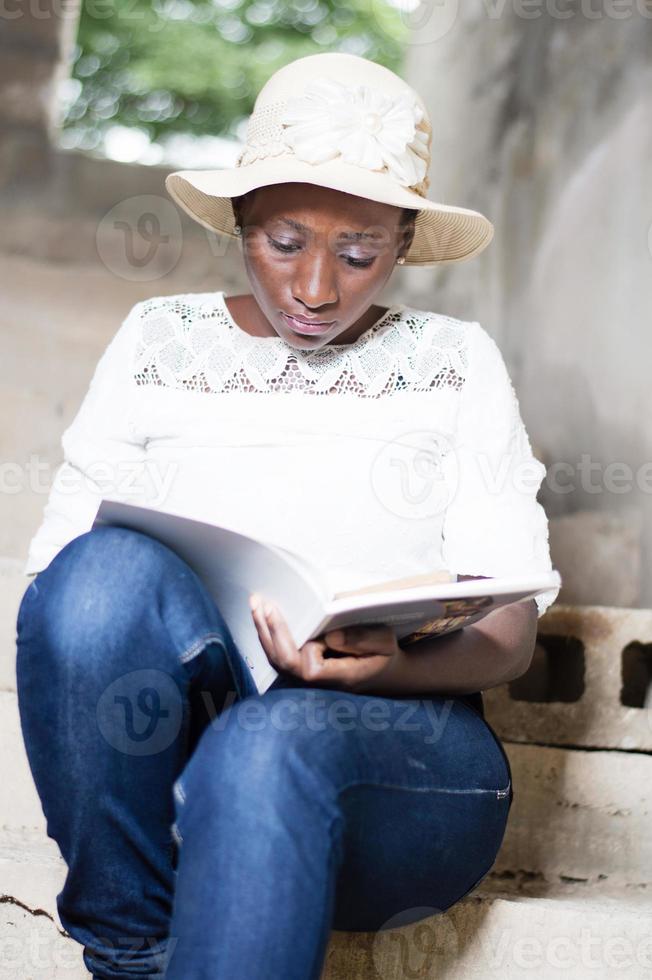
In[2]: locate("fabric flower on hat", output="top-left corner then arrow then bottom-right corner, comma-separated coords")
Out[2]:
278,77 -> 430,190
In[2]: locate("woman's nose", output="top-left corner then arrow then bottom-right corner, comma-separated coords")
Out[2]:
291,248 -> 338,309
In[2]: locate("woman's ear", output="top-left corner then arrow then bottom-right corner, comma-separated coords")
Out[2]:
399,218 -> 416,261
231,197 -> 242,230
403,218 -> 416,254
231,189 -> 254,233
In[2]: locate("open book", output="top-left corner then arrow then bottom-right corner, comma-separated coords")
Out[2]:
92,499 -> 562,694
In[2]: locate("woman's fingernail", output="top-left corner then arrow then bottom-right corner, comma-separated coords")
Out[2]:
249,593 -> 259,610
264,601 -> 274,617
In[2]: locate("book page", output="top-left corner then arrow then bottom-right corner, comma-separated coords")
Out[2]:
333,569 -> 454,599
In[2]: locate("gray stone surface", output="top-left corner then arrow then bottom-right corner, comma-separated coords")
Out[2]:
496,742 -> 652,887
325,890 -> 652,980
548,510 -> 643,607
2,887 -> 652,980
0,559 -> 25,692
0,901 -> 88,980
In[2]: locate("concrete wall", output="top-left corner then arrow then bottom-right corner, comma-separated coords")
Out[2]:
403,4 -> 652,604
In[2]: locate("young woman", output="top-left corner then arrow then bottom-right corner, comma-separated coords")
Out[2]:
16,53 -> 558,979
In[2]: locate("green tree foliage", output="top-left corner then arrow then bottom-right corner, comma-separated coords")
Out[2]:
64,0 -> 408,147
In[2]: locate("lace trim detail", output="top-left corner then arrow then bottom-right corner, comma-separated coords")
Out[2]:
133,293 -> 471,398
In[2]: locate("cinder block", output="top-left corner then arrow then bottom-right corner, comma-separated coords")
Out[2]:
483,604 -> 652,750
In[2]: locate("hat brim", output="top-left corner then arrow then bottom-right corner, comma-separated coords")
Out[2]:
165,155 -> 494,267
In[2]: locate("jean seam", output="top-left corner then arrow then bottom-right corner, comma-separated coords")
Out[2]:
179,631 -> 226,665
337,780 -> 511,796
171,820 -> 184,847
172,778 -> 187,846
179,632 -> 251,701
170,769 -> 510,857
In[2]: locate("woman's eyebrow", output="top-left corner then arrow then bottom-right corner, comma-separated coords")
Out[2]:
277,217 -> 384,241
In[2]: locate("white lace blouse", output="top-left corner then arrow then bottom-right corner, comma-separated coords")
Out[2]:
25,290 -> 559,623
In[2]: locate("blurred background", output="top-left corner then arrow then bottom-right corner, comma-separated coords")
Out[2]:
1,0 -> 651,609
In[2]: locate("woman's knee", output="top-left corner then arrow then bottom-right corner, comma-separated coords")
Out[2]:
16,525 -> 187,668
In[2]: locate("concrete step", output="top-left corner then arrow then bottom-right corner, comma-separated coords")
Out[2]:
496,741 -> 652,886
1,853 -> 650,980
0,900 -> 88,980
326,885 -> 652,979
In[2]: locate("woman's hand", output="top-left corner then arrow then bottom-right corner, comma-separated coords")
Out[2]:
249,592 -> 400,692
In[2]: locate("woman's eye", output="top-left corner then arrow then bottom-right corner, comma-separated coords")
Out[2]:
344,255 -> 375,269
267,237 -> 375,269
269,238 -> 300,254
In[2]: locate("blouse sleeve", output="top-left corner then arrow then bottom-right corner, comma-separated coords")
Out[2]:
23,301 -> 148,576
440,320 -> 559,618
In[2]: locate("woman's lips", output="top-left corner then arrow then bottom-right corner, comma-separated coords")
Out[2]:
281,312 -> 335,335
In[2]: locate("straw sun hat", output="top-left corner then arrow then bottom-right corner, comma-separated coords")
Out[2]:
165,52 -> 494,267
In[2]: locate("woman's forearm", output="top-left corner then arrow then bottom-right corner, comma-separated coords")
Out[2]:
351,599 -> 539,698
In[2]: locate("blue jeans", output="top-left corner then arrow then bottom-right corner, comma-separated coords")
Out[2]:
15,525 -> 513,980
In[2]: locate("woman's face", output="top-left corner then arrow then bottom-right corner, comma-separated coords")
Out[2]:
232,183 -> 415,349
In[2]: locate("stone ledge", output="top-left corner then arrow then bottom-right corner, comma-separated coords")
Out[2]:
324,889 -> 652,980
2,884 -> 650,980
499,741 -> 651,885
